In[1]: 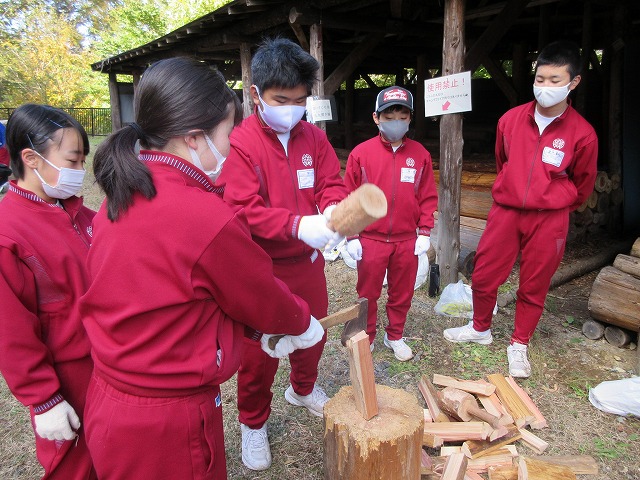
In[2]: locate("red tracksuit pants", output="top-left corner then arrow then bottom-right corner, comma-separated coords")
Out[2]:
30,357 -> 96,480
471,204 -> 569,345
237,252 -> 328,429
356,237 -> 418,342
84,373 -> 226,480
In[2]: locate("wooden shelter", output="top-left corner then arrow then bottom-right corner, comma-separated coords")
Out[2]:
92,0 -> 640,284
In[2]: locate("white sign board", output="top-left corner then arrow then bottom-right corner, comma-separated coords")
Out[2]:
424,71 -> 472,117
306,97 -> 333,122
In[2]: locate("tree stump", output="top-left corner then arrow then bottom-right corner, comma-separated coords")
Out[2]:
604,326 -> 633,348
323,384 -> 423,480
582,319 -> 605,340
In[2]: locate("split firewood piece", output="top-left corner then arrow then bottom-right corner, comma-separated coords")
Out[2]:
488,465 -> 518,480
486,374 -> 535,427
418,375 -> 454,422
518,456 -> 577,479
423,431 -> 444,448
465,471 -> 486,480
517,428 -> 548,454
346,330 -> 378,419
421,448 -> 435,475
441,445 -> 518,474
441,452 -> 468,480
434,374 -> 496,396
533,455 -> 598,475
424,421 -> 492,442
462,425 -> 522,459
424,408 -> 433,423
476,382 -> 515,426
505,376 -> 547,429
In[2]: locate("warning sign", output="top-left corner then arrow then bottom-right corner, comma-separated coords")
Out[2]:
424,71 -> 472,117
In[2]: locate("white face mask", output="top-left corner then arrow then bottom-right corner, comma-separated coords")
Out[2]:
533,82 -> 571,108
33,153 -> 85,199
254,86 -> 306,133
378,119 -> 409,143
188,132 -> 227,182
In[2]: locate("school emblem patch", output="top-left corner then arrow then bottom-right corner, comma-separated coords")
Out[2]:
406,158 -> 415,167
552,138 -> 565,149
302,154 -> 313,167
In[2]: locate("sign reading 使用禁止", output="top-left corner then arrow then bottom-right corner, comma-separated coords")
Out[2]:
424,71 -> 472,117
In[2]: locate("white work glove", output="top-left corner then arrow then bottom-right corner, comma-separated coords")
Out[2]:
298,214 -> 336,249
34,400 -> 80,441
414,235 -> 431,256
260,316 -> 324,359
322,204 -> 337,222
345,239 -> 362,261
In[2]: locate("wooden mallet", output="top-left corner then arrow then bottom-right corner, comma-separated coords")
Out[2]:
327,183 -> 388,236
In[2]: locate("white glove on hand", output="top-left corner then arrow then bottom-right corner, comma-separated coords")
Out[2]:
322,205 -> 337,222
260,316 -> 324,359
298,214 -> 335,249
414,235 -> 431,256
345,239 -> 363,261
34,400 -> 80,441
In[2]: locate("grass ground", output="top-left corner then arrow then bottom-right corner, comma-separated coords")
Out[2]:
1,136 -> 638,478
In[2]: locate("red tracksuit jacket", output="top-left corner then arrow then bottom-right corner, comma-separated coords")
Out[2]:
493,101 -> 598,211
0,184 -> 94,407
219,115 -> 348,259
344,134 -> 438,241
80,152 -> 310,393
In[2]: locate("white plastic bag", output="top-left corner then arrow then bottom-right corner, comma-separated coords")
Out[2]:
434,280 -> 497,318
589,377 -> 640,417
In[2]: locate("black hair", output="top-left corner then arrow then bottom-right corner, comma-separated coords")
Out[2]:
93,56 -> 242,221
6,104 -> 89,179
251,38 -> 319,94
535,40 -> 582,79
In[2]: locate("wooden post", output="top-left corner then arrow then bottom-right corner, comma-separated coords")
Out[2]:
108,73 -> 122,131
415,54 -> 427,140
323,385 -> 423,480
576,1 -> 592,114
607,2 -> 626,177
438,0 -> 465,286
310,23 -> 326,131
240,43 -> 253,119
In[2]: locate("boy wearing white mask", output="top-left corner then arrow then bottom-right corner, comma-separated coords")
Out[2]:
343,86 -> 438,361
0,104 -> 96,479
219,38 -> 348,471
443,41 -> 598,378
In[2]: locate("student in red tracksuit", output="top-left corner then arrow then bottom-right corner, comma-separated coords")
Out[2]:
0,104 -> 96,479
343,86 -> 438,362
78,57 -> 323,480
218,38 -> 348,471
444,41 -> 598,378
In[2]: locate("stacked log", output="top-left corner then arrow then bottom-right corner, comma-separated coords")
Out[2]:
587,238 -> 640,373
569,171 -> 623,243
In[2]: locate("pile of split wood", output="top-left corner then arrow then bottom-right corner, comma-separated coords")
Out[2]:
569,171 -> 623,243
586,237 -> 640,371
417,373 -> 599,479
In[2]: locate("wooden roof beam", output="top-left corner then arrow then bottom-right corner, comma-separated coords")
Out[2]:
465,0 -> 531,73
323,32 -> 386,95
289,8 -> 310,51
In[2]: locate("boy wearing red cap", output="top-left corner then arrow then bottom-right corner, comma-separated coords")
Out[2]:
343,86 -> 438,361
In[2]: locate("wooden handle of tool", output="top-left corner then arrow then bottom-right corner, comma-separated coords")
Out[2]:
267,303 -> 361,350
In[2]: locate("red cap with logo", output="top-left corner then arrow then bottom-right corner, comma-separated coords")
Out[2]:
375,86 -> 414,114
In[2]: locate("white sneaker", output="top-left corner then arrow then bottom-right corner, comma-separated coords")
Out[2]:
443,321 -> 493,345
383,334 -> 414,361
284,384 -> 329,417
241,423 -> 272,471
507,342 -> 531,378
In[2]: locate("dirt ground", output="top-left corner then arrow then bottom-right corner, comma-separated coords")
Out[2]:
0,145 -> 638,478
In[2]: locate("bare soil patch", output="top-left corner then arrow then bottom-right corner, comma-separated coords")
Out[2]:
1,142 -> 638,478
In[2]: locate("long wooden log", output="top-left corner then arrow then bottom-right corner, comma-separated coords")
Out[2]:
631,238 -> 640,258
582,319 -> 605,340
434,170 -> 496,189
588,266 -> 640,332
613,253 -> 640,278
498,239 -> 634,307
